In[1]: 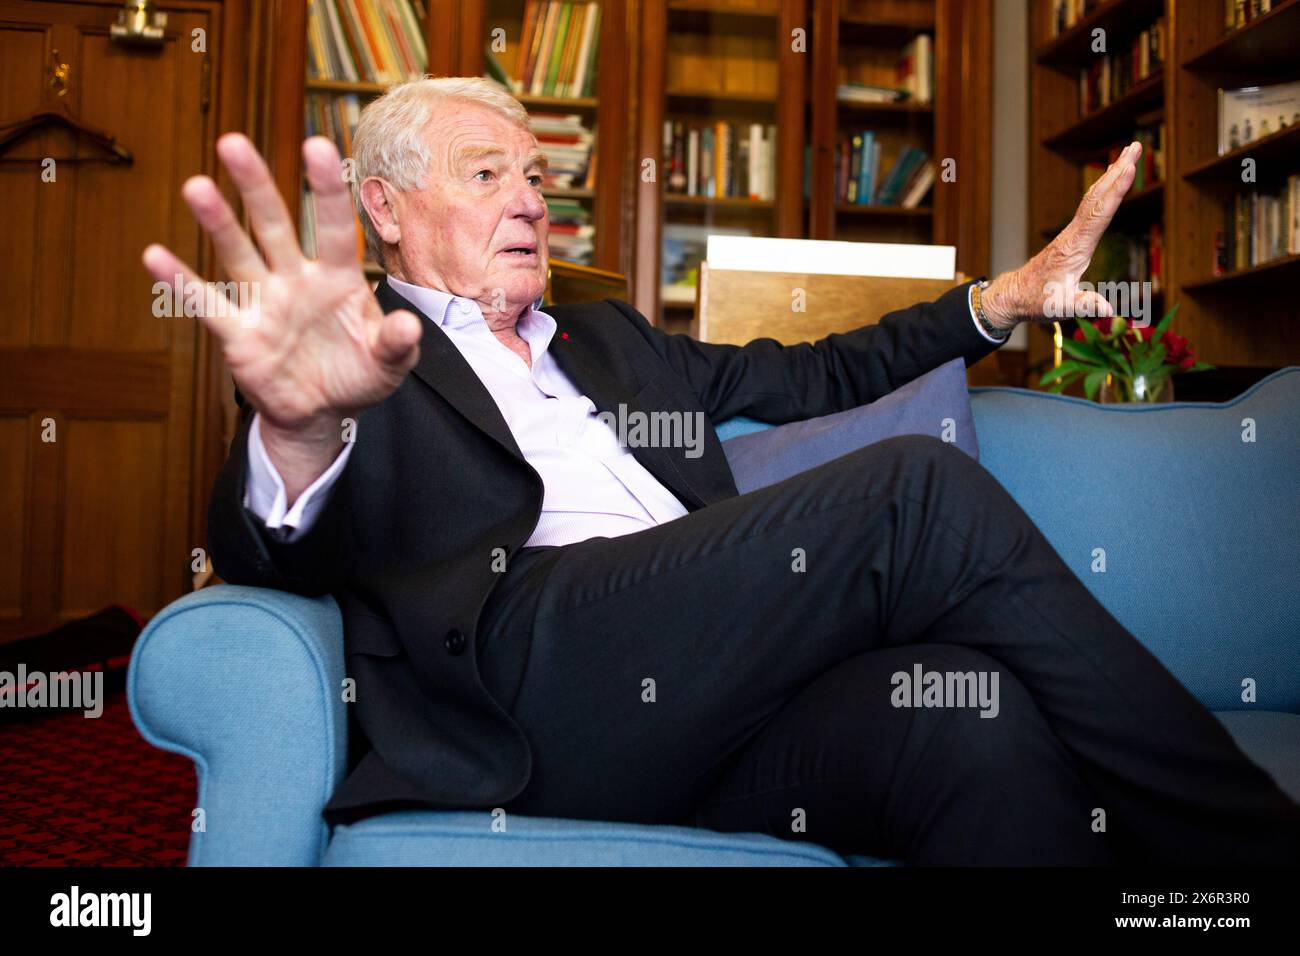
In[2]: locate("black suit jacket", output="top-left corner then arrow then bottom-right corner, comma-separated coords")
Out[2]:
207,276 -> 1001,824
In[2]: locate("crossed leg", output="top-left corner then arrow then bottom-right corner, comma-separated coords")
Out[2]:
690,643 -> 1117,865
478,435 -> 1300,864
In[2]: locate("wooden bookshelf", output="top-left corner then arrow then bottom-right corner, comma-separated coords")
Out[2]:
258,1 -> 991,351
632,0 -> 806,330
1027,0 -> 1300,386
809,0 -> 992,293
263,0 -> 632,279
635,0 -> 992,333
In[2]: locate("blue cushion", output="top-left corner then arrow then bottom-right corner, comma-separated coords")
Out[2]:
323,810 -> 869,866
968,367 -> 1300,712
718,357 -> 978,493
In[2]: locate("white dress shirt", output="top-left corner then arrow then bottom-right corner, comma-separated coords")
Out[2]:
244,277 -> 1005,544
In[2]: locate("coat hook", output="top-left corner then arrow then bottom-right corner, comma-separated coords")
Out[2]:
111,0 -> 167,47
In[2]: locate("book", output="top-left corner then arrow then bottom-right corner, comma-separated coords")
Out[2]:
895,35 -> 933,105
900,161 -> 936,208
1218,80 -> 1300,156
305,0 -> 426,83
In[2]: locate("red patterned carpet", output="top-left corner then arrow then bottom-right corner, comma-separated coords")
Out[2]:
0,692 -> 194,866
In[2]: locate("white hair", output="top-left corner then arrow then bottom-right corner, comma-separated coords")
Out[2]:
348,75 -> 532,264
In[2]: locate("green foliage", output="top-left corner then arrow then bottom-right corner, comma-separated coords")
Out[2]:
1036,301 -> 1213,403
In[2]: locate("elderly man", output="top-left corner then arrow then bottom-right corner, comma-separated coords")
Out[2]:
142,76 -> 1299,865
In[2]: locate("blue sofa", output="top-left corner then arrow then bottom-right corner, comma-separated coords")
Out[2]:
127,368 -> 1300,865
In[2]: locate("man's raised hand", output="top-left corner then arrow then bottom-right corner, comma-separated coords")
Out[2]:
980,141 -> 1143,329
142,133 -> 421,497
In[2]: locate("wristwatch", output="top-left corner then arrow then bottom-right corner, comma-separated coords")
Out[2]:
971,277 -> 1011,342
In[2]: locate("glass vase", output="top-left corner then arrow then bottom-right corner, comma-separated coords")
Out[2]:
1098,373 -> 1175,404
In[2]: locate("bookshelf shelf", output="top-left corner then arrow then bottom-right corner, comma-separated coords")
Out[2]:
1114,180 -> 1164,220
835,100 -> 936,122
667,88 -> 778,105
1183,253 -> 1300,291
1182,0 -> 1300,73
305,79 -> 394,94
544,187 -> 596,199
515,93 -> 599,110
1042,71 -> 1164,155
668,0 -> 777,14
839,14 -> 935,46
1183,123 -> 1300,183
665,195 -> 775,209
667,2 -> 778,32
1028,0 -> 1300,380
1036,180 -> 1166,249
835,204 -> 933,218
1035,0 -> 1165,70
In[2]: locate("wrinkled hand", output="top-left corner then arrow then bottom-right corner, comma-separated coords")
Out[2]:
982,141 -> 1142,329
142,133 -> 422,435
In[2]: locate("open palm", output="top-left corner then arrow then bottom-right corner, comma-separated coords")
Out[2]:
142,133 -> 422,434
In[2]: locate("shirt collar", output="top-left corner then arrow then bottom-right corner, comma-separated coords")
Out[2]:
386,275 -> 545,332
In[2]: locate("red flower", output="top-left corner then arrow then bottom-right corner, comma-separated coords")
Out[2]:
1160,331 -> 1195,369
1073,317 -> 1114,341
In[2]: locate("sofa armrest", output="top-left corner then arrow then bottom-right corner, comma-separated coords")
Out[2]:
127,584 -> 348,865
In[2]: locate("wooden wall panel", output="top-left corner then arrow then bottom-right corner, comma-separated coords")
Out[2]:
0,0 -> 220,639
0,416 -> 29,619
0,25 -> 47,348
59,418 -> 166,617
68,31 -> 197,351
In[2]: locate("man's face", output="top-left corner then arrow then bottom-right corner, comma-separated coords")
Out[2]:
388,103 -> 549,322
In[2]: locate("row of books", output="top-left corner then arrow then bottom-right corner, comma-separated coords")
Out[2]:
1225,0 -> 1280,30
1116,222 -> 1164,295
832,133 -> 935,209
662,121 -> 778,202
1082,120 -> 1165,193
1078,17 -> 1165,115
1219,179 -> 1300,274
298,185 -> 368,262
306,0 -> 427,84
546,197 -> 594,265
305,92 -> 362,157
1049,0 -> 1101,38
301,94 -> 365,261
530,112 -> 596,191
505,1 -> 601,98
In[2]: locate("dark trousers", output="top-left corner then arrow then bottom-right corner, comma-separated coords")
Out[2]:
476,435 -> 1300,865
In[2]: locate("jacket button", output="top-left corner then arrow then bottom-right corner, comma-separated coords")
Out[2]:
444,628 -> 467,655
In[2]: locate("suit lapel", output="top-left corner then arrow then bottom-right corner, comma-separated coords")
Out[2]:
375,277 -> 524,462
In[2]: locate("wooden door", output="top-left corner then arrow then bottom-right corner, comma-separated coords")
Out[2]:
0,0 -> 218,639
